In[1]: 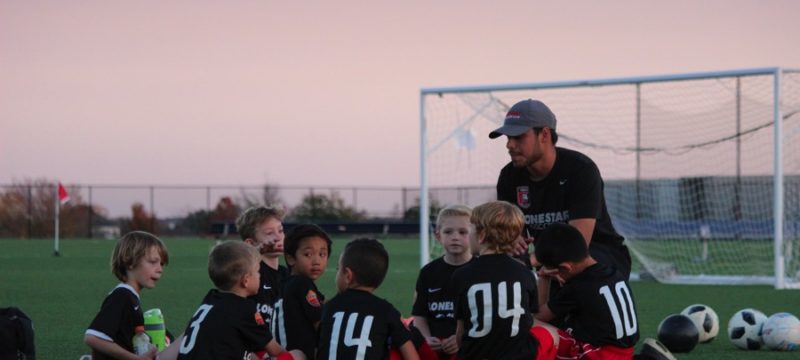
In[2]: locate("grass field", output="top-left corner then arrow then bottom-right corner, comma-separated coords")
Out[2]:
1,238 -> 799,359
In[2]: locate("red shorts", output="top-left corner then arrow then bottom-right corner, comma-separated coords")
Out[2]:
530,326 -> 556,360
556,329 -> 634,360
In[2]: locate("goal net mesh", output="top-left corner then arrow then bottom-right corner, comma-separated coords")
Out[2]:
422,70 -> 800,287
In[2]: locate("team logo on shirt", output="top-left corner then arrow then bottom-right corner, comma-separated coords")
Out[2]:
516,186 -> 530,208
306,290 -> 321,307
254,312 -> 265,325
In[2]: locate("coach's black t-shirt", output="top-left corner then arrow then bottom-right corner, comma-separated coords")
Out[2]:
496,147 -> 624,248
452,254 -> 539,360
276,274 -> 325,359
248,261 -> 289,331
85,284 -> 144,360
317,289 -> 411,360
548,262 -> 639,348
412,257 -> 473,338
177,289 -> 273,360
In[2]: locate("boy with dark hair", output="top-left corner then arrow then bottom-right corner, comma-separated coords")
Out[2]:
452,201 -> 556,360
534,223 -> 638,360
236,205 -> 290,334
275,224 -> 332,359
317,238 -> 420,360
170,241 -> 305,360
85,231 -> 169,360
411,205 -> 474,359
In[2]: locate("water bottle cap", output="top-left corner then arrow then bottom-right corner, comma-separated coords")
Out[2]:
135,325 -> 145,333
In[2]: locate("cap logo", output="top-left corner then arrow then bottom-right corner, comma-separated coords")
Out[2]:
505,111 -> 521,120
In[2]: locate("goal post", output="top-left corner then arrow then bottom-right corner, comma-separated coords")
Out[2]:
419,67 -> 800,289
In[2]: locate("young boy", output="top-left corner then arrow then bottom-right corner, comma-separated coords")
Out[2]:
171,241 -> 305,360
85,231 -> 169,360
317,238 -> 420,360
275,224 -> 332,359
534,223 -> 639,360
411,205 -> 474,359
236,205 -> 290,332
451,201 -> 556,360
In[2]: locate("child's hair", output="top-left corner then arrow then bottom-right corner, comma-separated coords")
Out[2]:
208,241 -> 261,291
235,205 -> 284,241
470,201 -> 524,253
285,224 -> 332,260
111,231 -> 169,282
341,238 -> 389,288
534,223 -> 589,268
435,204 -> 472,231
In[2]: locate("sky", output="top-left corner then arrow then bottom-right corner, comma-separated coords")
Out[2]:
2,0 -> 800,189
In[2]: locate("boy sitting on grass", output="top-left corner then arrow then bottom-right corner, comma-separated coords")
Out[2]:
534,223 -> 638,360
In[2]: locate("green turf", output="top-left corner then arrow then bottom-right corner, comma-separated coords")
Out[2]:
1,238 -> 799,359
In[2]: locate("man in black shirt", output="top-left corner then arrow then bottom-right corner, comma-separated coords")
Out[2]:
490,99 -> 631,278
535,223 -> 638,359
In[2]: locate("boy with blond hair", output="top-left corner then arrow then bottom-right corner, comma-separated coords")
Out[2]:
85,231 -> 169,360
171,241 -> 304,360
452,201 -> 556,360
236,205 -> 290,332
411,205 -> 474,359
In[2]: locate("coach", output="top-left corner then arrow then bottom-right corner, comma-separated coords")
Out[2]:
490,99 -> 631,278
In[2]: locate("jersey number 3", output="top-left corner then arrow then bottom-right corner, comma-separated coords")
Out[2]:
598,281 -> 637,339
179,305 -> 213,354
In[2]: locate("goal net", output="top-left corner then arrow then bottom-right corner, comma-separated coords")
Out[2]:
419,68 -> 800,289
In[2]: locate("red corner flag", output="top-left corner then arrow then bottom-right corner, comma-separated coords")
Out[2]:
58,182 -> 70,205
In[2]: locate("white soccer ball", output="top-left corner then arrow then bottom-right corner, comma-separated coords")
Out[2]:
680,304 -> 719,343
727,308 -> 768,350
762,312 -> 800,351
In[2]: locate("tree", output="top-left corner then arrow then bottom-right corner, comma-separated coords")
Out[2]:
129,202 -> 156,233
289,192 -> 366,222
403,197 -> 443,222
210,196 -> 240,224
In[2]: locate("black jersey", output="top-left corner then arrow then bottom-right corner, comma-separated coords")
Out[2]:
317,289 -> 411,360
548,263 -> 639,348
452,254 -> 539,360
412,257 -> 473,338
177,289 -> 273,360
249,261 -> 289,330
497,147 -> 624,248
85,284 -> 144,360
275,274 -> 325,359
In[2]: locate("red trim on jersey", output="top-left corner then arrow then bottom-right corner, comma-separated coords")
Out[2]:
530,326 -> 556,360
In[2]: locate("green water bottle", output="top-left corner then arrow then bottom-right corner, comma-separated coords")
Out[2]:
143,308 -> 167,351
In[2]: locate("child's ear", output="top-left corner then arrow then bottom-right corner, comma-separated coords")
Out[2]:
343,267 -> 355,284
434,230 -> 441,242
285,254 -> 296,267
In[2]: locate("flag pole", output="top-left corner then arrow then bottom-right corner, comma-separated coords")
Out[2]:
54,183 -> 61,256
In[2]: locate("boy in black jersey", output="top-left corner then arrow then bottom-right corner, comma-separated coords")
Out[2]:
317,238 -> 420,360
275,224 -> 332,359
452,201 -> 556,360
236,205 -> 290,337
534,223 -> 638,360
411,205 -> 474,360
85,231 -> 169,360
169,241 -> 304,360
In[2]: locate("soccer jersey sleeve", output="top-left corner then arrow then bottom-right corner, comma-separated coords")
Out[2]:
546,282 -> 579,320
238,310 -> 274,350
387,306 -> 412,348
86,288 -> 142,350
411,266 -> 430,317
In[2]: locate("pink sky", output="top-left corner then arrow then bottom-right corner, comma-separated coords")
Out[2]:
2,0 -> 799,188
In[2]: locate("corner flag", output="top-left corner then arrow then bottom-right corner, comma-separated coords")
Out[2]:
58,182 -> 70,205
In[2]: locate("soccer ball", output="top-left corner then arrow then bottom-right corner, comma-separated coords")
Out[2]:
727,308 -> 767,350
680,304 -> 719,343
762,312 -> 800,351
657,314 -> 699,353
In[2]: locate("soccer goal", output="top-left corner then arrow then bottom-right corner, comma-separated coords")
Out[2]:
419,67 -> 800,289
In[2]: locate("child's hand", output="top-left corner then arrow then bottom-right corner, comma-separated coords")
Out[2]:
440,335 -> 459,354
425,336 -> 442,351
537,267 -> 565,285
135,347 -> 157,360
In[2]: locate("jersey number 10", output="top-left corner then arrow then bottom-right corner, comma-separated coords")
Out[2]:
598,281 -> 637,339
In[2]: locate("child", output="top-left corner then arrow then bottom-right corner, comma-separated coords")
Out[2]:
411,205 -> 474,359
534,223 -> 639,360
317,238 -> 420,360
275,224 -> 332,359
85,231 -> 169,360
236,205 -> 290,332
451,201 -> 556,360
171,241 -> 305,360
